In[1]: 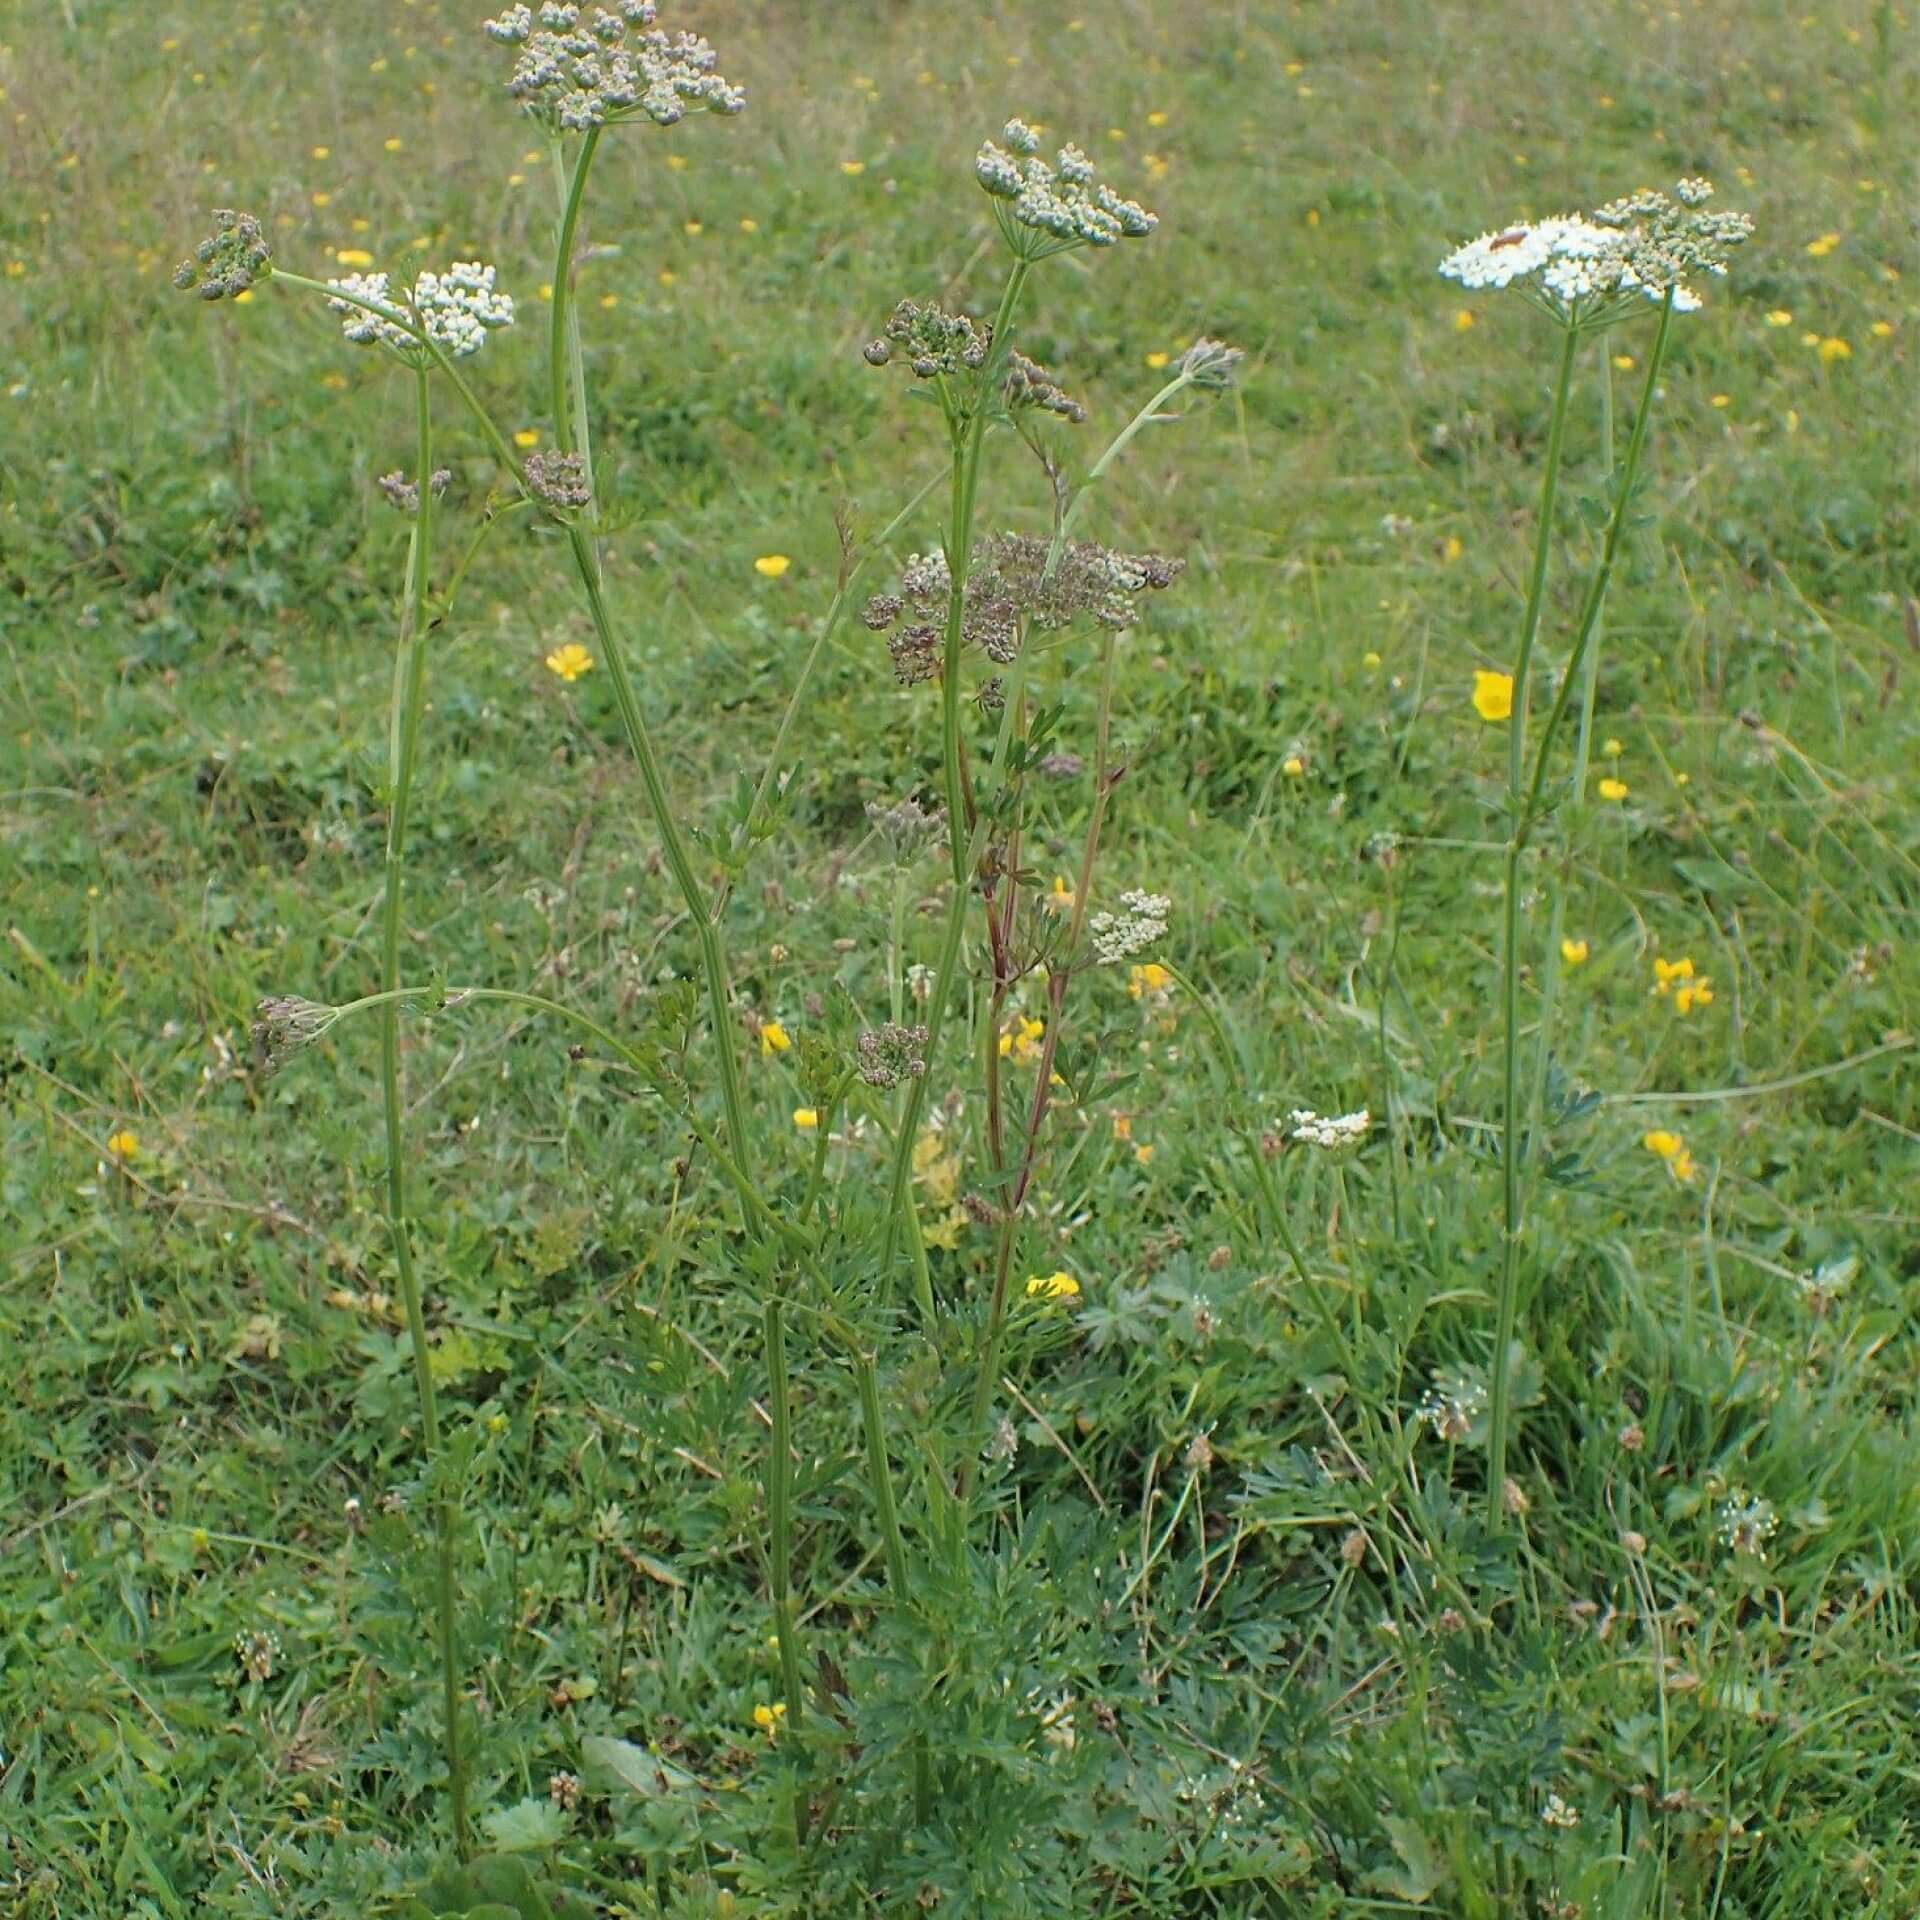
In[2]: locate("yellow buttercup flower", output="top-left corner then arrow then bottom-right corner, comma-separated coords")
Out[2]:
792,1107 -> 819,1130
752,1702 -> 787,1732
1044,874 -> 1075,915
544,643 -> 594,682
1442,534 -> 1464,563
760,1020 -> 791,1055
1560,938 -> 1590,967
1817,336 -> 1852,364
1764,308 -> 1793,327
1453,309 -> 1475,332
1597,777 -> 1629,801
1805,231 -> 1840,258
840,159 -> 866,176
334,247 -> 375,269
1472,670 -> 1514,722
754,554 -> 790,578
1282,754 -> 1305,777
1025,1271 -> 1081,1301
1145,351 -> 1171,369
513,428 -> 541,448
106,1128 -> 140,1160
1870,320 -> 1894,338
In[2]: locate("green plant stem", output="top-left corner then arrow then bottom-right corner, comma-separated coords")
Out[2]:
763,1296 -> 804,1731
539,130 -> 812,1762
1486,299 -> 1675,1523
875,363 -> 1192,1303
376,371 -> 469,1858
938,259 -> 1031,883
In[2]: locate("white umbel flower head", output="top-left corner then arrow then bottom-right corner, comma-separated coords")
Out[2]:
1087,888 -> 1170,964
1440,180 -> 1749,326
325,262 -> 516,360
976,117 -> 1157,259
1289,1107 -> 1370,1151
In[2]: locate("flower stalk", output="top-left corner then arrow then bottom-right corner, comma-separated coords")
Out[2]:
378,368 -> 470,1857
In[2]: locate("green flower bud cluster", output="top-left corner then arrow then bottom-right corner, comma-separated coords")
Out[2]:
1590,178 -> 1755,296
862,298 -> 992,379
483,1 -> 744,130
1004,350 -> 1086,424
856,1022 -> 930,1089
172,209 -> 270,301
975,118 -> 1156,256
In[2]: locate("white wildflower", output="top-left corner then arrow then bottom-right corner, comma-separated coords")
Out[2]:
1716,1490 -> 1778,1559
1541,1792 -> 1581,1830
1289,1107 -> 1370,1150
325,262 -> 515,360
1088,888 -> 1170,964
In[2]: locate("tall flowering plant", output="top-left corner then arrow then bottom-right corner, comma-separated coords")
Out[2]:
1438,180 -> 1754,1519
176,10 -> 1238,1873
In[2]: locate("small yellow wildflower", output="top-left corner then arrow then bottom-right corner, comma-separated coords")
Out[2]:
1128,962 -> 1173,1001
1145,351 -> 1171,369
999,1015 -> 1046,1064
1673,978 -> 1714,1015
334,247 -> 375,268
912,1128 -> 960,1207
1765,309 -> 1794,327
792,1108 -> 820,1131
683,219 -> 703,235
1602,737 -> 1624,757
754,554 -> 791,578
310,191 -> 332,208
320,372 -> 349,392
1612,354 -> 1635,371
1870,320 -> 1894,338
1800,331 -> 1822,348
1442,534 -> 1464,563
1111,1112 -> 1133,1142
1134,1142 -> 1156,1166
1025,1271 -> 1081,1301
106,1128 -> 140,1160
485,1412 -> 509,1434
311,145 -> 330,159
666,153 -> 688,172
599,294 -> 619,309
1044,874 -> 1075,915
759,1020 -> 791,1056
1282,753 -> 1305,777
739,217 -> 759,233
1363,650 -> 1382,668
1643,1130 -> 1697,1182
513,428 -> 541,448
1597,777 -> 1629,801
1561,938 -> 1590,967
1805,231 -> 1840,258
1147,109 -> 1169,127
1471,670 -> 1514,723
1454,309 -> 1475,332
544,643 -> 595,682
752,1702 -> 787,1732
1710,393 -> 1731,408
1817,336 -> 1852,364
840,159 -> 866,176
658,268 -> 676,286
384,136 -> 403,152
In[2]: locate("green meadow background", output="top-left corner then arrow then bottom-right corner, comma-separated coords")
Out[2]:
3,0 -> 1917,1913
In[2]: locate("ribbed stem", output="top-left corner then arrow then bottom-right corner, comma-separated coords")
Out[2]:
378,370 -> 469,1856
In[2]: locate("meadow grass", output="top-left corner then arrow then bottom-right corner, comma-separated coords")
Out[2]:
3,1 -> 1917,1914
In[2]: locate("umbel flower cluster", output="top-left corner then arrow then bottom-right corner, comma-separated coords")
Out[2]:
324,262 -> 515,359
1088,889 -> 1171,965
482,1 -> 745,129
975,119 -> 1156,255
1440,177 -> 1753,321
171,209 -> 270,301
862,299 -> 992,378
862,534 -> 1182,686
